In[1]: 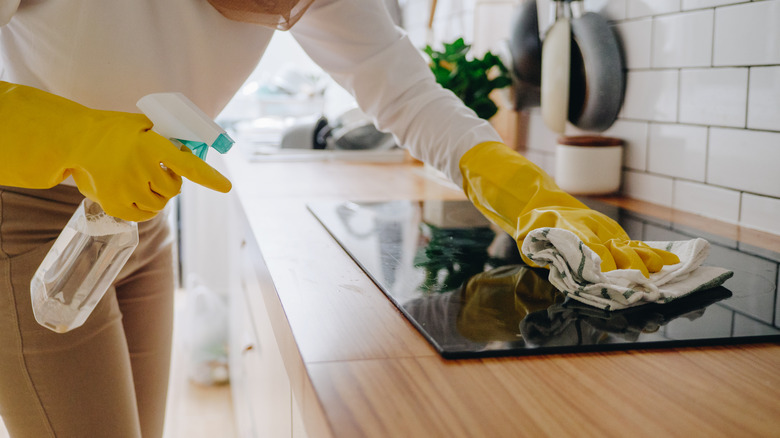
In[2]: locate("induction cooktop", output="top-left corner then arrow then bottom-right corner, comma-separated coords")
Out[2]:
308,198 -> 780,359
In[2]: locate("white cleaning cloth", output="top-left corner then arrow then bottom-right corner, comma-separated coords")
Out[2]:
521,228 -> 733,311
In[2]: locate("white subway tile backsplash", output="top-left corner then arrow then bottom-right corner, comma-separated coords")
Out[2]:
604,120 -> 649,170
525,109 -> 559,152
648,123 -> 708,180
682,0 -> 747,10
708,128 -> 780,198
747,66 -> 780,131
673,180 -> 741,223
713,1 -> 780,66
621,70 -> 679,121
652,10 -> 714,68
627,0 -> 681,18
614,19 -> 652,69
584,0 -> 628,21
622,170 -> 674,206
740,193 -> 780,236
679,68 -> 748,127
472,1 -> 516,55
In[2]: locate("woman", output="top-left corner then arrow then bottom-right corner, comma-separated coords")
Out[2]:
0,1 -> 675,436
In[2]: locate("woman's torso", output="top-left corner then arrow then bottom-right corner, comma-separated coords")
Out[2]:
0,0 -> 275,117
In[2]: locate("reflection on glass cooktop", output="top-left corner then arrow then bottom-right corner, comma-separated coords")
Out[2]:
308,199 -> 780,359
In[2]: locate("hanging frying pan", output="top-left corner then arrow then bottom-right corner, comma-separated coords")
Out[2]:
567,0 -> 625,132
508,0 -> 542,110
540,0 -> 571,134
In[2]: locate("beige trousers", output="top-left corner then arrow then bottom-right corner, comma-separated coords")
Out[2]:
0,185 -> 175,438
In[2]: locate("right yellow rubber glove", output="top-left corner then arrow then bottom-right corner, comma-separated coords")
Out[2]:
460,141 -> 679,278
0,81 -> 231,222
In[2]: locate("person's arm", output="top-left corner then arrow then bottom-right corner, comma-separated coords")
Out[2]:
289,0 -> 678,276
0,81 -> 231,221
290,0 -> 501,186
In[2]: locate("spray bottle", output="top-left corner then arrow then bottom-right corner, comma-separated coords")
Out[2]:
30,93 -> 233,333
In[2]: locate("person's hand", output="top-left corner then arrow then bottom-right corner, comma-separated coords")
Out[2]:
1,81 -> 231,221
459,141 -> 679,277
67,110 -> 231,221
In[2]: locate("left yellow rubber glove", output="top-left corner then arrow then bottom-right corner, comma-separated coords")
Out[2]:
460,141 -> 679,278
0,81 -> 231,221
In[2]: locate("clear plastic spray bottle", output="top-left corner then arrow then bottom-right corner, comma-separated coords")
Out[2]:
30,200 -> 139,333
30,93 -> 233,333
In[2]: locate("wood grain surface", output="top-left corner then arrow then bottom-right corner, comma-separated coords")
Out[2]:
225,151 -> 780,438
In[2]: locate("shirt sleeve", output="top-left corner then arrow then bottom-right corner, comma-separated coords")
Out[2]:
0,0 -> 20,26
289,0 -> 503,187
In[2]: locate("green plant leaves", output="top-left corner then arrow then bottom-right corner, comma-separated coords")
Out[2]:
424,37 -> 511,120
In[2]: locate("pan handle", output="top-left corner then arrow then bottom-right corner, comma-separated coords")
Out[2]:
569,0 -> 585,18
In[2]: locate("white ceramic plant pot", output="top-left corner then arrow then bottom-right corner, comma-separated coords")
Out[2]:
554,136 -> 623,195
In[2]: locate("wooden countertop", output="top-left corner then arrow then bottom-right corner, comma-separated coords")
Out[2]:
224,151 -> 780,438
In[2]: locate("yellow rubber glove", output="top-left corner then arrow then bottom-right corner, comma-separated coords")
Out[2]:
0,81 -> 231,221
460,141 -> 679,278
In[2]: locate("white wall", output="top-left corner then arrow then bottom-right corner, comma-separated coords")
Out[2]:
403,0 -> 780,236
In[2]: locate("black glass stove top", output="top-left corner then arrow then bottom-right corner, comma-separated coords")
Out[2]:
308,199 -> 780,359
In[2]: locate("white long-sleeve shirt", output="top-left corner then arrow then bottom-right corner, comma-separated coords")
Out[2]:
0,0 -> 502,185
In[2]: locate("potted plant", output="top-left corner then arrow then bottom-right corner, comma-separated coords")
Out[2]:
424,37 -> 512,121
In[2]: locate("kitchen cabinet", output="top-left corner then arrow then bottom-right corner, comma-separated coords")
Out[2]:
227,197 -> 309,438
217,150 -> 780,438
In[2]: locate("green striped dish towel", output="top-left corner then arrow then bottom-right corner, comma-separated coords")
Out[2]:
521,228 -> 733,311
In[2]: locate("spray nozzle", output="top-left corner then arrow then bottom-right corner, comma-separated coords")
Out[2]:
136,92 -> 234,160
